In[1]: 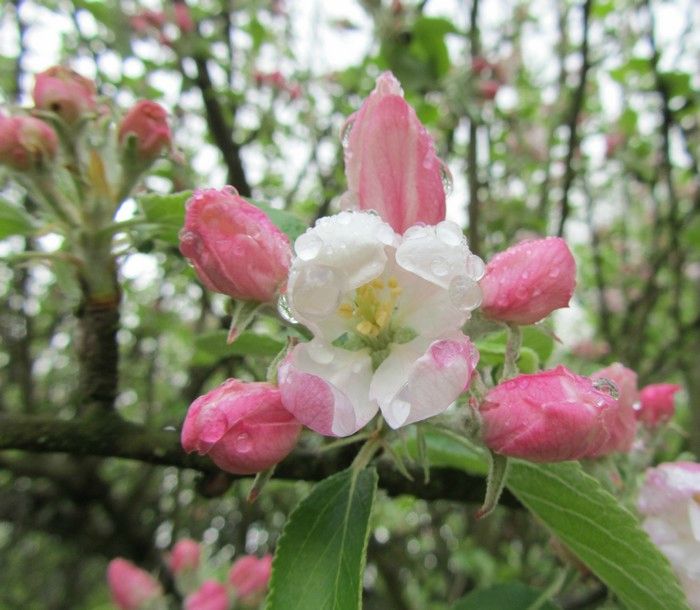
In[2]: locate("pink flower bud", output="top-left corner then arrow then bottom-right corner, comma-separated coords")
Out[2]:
637,462 -> 700,608
479,365 -> 630,462
638,383 -> 681,428
591,363 -> 638,410
106,558 -> 163,610
118,100 -> 172,161
181,379 -> 301,475
471,56 -> 491,75
477,79 -> 500,100
184,580 -> 230,610
169,538 -> 201,574
179,187 -> 291,302
229,555 -> 272,605
174,3 -> 195,33
590,363 -> 638,452
342,71 -> 447,234
0,115 -> 58,171
480,237 -> 576,325
32,66 -> 97,124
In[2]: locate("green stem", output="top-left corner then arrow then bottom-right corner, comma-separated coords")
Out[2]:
501,323 -> 522,381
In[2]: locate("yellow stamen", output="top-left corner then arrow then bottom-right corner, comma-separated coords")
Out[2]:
337,303 -> 354,318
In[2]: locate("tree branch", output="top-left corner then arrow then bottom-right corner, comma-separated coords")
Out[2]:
0,413 -> 519,507
557,0 -> 593,237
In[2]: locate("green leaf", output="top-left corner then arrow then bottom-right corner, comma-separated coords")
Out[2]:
192,330 -> 285,366
507,462 -> 690,610
0,197 -> 35,239
254,201 -> 308,243
417,430 -> 689,610
453,582 -> 559,610
266,467 -> 378,610
137,190 -> 191,244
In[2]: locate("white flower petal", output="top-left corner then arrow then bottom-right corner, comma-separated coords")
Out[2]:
279,340 -> 377,437
371,333 -> 478,429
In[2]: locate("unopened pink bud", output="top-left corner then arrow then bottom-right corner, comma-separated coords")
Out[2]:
638,383 -> 681,428
106,558 -> 163,610
118,100 -> 171,161
471,56 -> 491,75
169,538 -> 201,574
184,580 -> 230,610
342,71 -> 447,233
229,555 -> 272,605
477,79 -> 500,100
181,379 -> 301,475
479,365 -> 629,462
179,187 -> 291,302
0,115 -> 58,171
480,237 -> 576,325
590,363 -> 638,452
33,66 -> 97,124
174,3 -> 195,33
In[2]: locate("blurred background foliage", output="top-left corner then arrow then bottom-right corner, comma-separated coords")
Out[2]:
0,0 -> 698,607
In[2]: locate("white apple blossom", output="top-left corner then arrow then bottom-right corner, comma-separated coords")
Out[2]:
278,211 -> 483,437
638,462 -> 700,609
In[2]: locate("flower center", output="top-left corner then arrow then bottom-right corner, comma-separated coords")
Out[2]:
332,276 -> 416,369
337,276 -> 402,339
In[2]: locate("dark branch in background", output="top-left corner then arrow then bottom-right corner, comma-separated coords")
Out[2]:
192,55 -> 251,196
0,413 -> 519,508
556,0 -> 593,237
466,0 -> 482,255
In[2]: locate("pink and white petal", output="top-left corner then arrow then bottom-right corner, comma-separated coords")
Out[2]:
371,334 -> 478,429
278,341 -> 377,437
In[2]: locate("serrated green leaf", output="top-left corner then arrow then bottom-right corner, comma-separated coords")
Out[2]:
507,462 -> 690,610
0,197 -> 35,239
453,582 -> 559,610
416,429 -> 690,610
266,467 -> 378,610
192,330 -> 285,366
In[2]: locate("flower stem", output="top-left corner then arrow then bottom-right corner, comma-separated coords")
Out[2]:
501,323 -> 522,381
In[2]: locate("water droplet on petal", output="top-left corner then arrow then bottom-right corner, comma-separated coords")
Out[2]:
518,379 -> 530,389
403,225 -> 428,241
222,185 -> 239,197
340,118 -> 355,148
235,432 -> 252,453
448,275 -> 482,311
548,268 -> 560,279
377,224 -> 397,246
309,341 -> 335,365
465,254 -> 485,280
430,256 -> 450,277
293,265 -> 343,317
295,232 -> 322,261
277,294 -> 298,324
436,221 -> 463,246
439,162 -> 454,196
593,377 -> 619,399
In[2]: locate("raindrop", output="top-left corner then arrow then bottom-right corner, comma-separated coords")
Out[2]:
430,256 -> 450,277
222,185 -> 239,196
439,162 -> 454,196
449,276 -> 482,311
235,432 -> 252,453
277,294 -> 298,324
295,232 -> 322,261
403,224 -> 428,241
294,265 -> 343,317
340,118 -> 355,148
435,221 -> 463,246
309,341 -> 335,365
548,268 -> 560,279
377,224 -> 396,246
593,377 -> 619,399
465,254 -> 485,280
